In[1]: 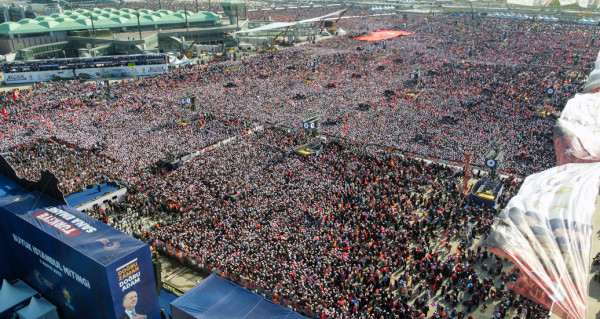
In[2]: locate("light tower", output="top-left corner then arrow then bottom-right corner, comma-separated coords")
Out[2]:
220,0 -> 244,26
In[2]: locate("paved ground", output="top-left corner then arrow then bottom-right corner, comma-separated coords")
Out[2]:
159,258 -> 205,293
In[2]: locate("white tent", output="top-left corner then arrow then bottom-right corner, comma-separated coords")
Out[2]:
0,279 -> 38,314
584,69 -> 600,93
16,297 -> 59,319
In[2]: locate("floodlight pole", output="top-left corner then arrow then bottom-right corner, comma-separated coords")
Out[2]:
136,12 -> 142,41
184,7 -> 189,32
90,13 -> 97,38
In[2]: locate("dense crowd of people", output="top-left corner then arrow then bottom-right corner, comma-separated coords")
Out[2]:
1,12 -> 598,318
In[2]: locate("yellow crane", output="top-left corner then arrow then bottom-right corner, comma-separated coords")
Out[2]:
266,29 -> 287,52
426,10 -> 433,22
329,7 -> 350,34
529,17 -> 541,31
456,20 -> 466,34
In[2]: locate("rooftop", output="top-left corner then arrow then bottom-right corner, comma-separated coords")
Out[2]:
0,8 -> 221,35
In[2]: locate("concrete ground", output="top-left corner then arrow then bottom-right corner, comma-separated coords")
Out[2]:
159,258 -> 205,293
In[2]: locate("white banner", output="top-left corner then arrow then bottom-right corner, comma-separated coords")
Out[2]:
488,163 -> 600,319
507,0 -> 599,6
3,64 -> 168,84
507,0 -> 553,6
234,8 -> 348,34
554,92 -> 600,165
578,0 -> 599,8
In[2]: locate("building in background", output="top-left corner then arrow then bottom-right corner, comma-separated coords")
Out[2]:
0,7 -> 238,59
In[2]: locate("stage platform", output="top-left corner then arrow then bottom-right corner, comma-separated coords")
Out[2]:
65,183 -> 120,208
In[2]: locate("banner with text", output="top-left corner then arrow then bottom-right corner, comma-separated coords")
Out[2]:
0,191 -> 159,319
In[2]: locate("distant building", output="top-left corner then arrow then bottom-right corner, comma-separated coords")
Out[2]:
0,7 -> 238,58
220,0 -> 245,25
0,1 -> 62,23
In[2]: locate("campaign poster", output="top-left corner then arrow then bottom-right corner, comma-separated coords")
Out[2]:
0,191 -> 159,319
108,248 -> 160,319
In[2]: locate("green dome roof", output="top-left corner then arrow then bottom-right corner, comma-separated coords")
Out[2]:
0,8 -> 221,35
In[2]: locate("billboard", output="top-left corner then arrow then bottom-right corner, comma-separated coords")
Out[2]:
3,64 -> 168,84
0,190 -> 160,319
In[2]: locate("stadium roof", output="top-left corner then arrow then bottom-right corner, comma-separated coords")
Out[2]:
220,0 -> 245,4
0,8 -> 221,35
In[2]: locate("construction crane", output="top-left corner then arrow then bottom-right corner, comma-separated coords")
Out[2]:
184,39 -> 199,58
426,10 -> 433,22
281,27 -> 292,46
266,29 -> 287,52
328,7 -> 350,34
280,13 -> 301,46
528,16 -> 540,31
456,20 -> 466,34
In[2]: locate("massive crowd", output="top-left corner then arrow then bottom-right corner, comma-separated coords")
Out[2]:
1,11 -> 598,319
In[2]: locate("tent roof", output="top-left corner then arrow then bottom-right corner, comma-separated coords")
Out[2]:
16,297 -> 59,319
170,275 -> 305,319
0,279 -> 38,313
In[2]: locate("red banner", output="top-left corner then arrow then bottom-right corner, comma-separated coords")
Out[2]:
355,30 -> 415,42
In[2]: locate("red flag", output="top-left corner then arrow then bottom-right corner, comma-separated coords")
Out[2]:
12,90 -> 18,101
343,124 -> 348,130
1,108 -> 6,117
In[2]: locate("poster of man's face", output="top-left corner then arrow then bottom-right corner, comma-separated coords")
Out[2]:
120,291 -> 146,319
123,291 -> 137,310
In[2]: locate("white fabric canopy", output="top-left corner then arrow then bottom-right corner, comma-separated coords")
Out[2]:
508,0 -> 598,7
234,9 -> 348,34
554,92 -> 600,165
507,0 -> 552,6
488,162 -> 600,319
16,297 -> 59,319
583,69 -> 600,93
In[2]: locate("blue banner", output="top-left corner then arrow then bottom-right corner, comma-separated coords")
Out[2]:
0,191 -> 159,319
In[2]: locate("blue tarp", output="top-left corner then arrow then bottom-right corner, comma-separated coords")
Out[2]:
16,297 -> 59,319
158,288 -> 178,318
0,279 -> 38,316
0,173 -> 25,198
170,275 -> 305,319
